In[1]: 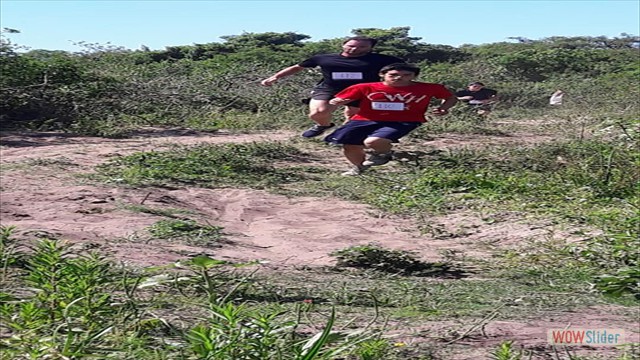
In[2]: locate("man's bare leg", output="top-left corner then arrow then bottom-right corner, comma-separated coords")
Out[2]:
308,99 -> 336,126
343,144 -> 366,167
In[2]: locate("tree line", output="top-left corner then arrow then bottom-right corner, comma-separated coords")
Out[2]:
1,26 -> 638,135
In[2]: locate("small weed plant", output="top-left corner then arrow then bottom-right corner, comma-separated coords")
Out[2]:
331,244 -> 457,277
147,219 -> 225,246
490,341 -> 529,360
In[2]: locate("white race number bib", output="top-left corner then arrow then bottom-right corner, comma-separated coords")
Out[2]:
331,72 -> 363,80
371,102 -> 405,111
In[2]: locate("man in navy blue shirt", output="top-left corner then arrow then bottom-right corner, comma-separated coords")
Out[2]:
261,36 -> 403,137
455,82 -> 498,116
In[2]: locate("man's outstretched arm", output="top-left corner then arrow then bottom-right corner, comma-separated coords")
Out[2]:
260,65 -> 306,86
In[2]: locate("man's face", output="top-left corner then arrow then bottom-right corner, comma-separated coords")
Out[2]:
468,84 -> 483,91
341,40 -> 373,57
381,70 -> 416,86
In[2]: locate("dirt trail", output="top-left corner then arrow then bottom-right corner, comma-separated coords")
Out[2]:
0,128 -> 564,268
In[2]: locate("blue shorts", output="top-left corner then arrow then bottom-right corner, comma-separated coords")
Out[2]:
324,120 -> 421,145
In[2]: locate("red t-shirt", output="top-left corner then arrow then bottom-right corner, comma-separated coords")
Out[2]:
335,82 -> 453,122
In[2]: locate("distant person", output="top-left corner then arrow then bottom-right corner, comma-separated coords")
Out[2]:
324,63 -> 458,176
260,36 -> 404,138
549,89 -> 564,105
455,82 -> 498,116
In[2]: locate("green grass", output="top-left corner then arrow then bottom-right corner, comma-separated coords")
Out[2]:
146,219 -> 226,246
0,157 -> 79,172
94,141 -> 319,189
411,109 -> 513,136
0,237 -> 382,360
245,266 -> 617,320
2,234 -> 636,360
283,141 -> 638,263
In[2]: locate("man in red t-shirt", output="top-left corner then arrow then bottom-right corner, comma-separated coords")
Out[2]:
326,63 -> 457,176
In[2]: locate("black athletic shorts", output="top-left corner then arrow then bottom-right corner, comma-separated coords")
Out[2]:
309,84 -> 360,107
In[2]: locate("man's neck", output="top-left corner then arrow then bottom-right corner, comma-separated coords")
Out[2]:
340,52 -> 371,58
382,81 -> 414,87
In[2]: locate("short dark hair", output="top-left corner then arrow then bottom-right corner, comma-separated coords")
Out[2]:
468,81 -> 485,86
379,63 -> 421,76
343,36 -> 378,47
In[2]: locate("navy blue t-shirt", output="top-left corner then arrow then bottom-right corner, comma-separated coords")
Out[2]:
455,88 -> 498,101
299,53 -> 403,90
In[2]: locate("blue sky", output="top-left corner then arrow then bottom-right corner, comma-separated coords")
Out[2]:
2,0 -> 639,52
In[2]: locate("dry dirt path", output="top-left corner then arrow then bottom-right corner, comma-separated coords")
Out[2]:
1,128 -> 565,268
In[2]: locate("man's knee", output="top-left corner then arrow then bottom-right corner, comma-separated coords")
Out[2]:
309,101 -> 335,119
364,137 -> 391,147
309,109 -> 332,121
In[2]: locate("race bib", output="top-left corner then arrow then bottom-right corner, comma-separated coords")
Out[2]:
331,72 -> 363,80
372,102 -> 405,111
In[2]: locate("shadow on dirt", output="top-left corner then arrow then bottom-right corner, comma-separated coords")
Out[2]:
0,128 -> 231,148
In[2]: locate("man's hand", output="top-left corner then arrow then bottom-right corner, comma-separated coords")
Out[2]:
431,107 -> 449,116
260,77 -> 278,86
329,97 -> 351,106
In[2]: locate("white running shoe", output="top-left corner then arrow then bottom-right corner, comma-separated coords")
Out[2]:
362,152 -> 392,167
